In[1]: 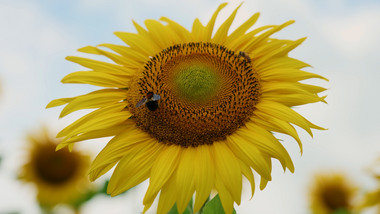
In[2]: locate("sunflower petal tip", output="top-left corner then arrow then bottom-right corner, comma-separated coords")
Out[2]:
299,37 -> 307,42
45,101 -> 56,109
77,46 -> 88,52
113,31 -> 123,37
65,56 -> 75,61
55,143 -> 66,151
289,166 -> 295,173
88,176 -> 95,182
58,112 -> 66,118
107,186 -> 118,196
159,16 -> 168,21
56,131 -> 65,139
77,46 -> 100,54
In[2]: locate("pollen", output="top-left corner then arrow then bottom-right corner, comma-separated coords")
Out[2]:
127,42 -> 261,147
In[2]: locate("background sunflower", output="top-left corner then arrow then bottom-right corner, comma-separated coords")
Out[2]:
0,0 -> 379,213
18,127 -> 92,211
309,173 -> 357,214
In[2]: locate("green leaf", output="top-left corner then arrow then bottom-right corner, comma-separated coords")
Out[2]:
168,198 -> 194,214
71,189 -> 98,209
99,180 -> 110,195
167,204 -> 179,214
197,196 -> 210,214
201,195 -> 236,214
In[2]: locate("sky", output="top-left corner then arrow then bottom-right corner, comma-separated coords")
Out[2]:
0,0 -> 380,213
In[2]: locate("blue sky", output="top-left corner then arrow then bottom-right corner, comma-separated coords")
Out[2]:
0,0 -> 380,213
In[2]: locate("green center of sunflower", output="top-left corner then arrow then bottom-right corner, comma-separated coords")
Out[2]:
129,42 -> 261,147
174,64 -> 219,102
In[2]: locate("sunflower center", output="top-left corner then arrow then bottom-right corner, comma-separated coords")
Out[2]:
321,186 -> 350,211
174,64 -> 219,102
128,42 -> 261,147
34,145 -> 78,185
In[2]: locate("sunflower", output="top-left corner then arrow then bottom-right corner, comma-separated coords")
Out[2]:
47,3 -> 327,214
309,173 -> 357,214
357,159 -> 380,212
19,127 -> 91,208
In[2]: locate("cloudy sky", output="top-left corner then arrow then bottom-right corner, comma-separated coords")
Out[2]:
0,0 -> 379,213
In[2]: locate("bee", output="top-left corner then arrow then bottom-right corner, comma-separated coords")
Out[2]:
136,92 -> 161,111
238,51 -> 251,63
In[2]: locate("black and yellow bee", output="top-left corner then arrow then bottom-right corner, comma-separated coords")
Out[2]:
136,92 -> 161,111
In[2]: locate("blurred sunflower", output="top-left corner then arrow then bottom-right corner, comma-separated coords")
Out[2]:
309,173 -> 357,214
47,3 -> 327,214
357,158 -> 380,212
19,128 -> 91,208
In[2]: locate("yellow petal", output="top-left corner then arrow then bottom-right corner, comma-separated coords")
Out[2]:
260,177 -> 269,190
225,12 -> 260,46
215,178 -> 234,214
245,20 -> 295,52
256,100 -> 314,136
191,18 -> 205,41
263,94 -> 327,106
204,3 -> 228,40
251,114 -> 303,153
157,173 -> 177,214
160,17 -> 191,43
144,19 -> 174,49
114,32 -> 159,57
61,71 -> 131,88
261,82 -> 327,106
77,45 -> 132,67
237,159 -> 255,199
46,97 -> 74,108
98,43 -> 146,66
108,140 -> 163,196
175,147 -> 196,213
59,89 -> 127,117
89,126 -> 151,181
260,68 -> 327,82
255,38 -> 306,66
227,25 -> 274,51
193,145 -> 215,213
57,102 -> 126,138
211,142 -> 242,205
262,83 -> 307,96
63,122 -> 132,144
227,134 -> 272,180
66,56 -> 127,74
143,145 -> 181,207
260,155 -> 272,190
258,56 -> 311,72
61,110 -> 131,140
243,122 -> 294,172
212,3 -> 242,44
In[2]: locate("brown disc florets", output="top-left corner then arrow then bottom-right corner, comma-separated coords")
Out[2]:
33,144 -> 79,184
127,42 -> 261,147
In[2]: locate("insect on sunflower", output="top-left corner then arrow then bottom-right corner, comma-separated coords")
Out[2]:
47,3 -> 328,214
